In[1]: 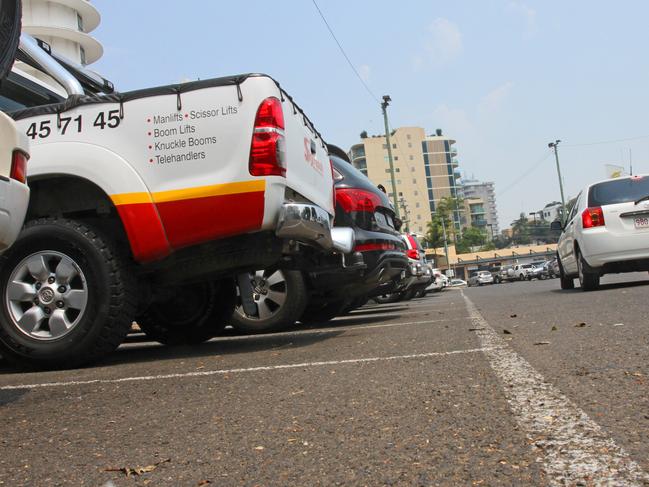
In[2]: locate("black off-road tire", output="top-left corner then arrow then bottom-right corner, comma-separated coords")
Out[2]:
577,251 -> 600,291
138,279 -> 235,345
0,0 -> 21,80
0,218 -> 137,369
230,269 -> 307,334
557,255 -> 575,290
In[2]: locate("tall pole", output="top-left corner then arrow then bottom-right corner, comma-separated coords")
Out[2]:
548,140 -> 566,225
441,216 -> 450,274
381,95 -> 400,219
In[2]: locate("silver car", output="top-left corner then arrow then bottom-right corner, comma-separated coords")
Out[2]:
467,270 -> 494,287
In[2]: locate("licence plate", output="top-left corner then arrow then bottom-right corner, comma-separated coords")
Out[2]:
634,216 -> 649,229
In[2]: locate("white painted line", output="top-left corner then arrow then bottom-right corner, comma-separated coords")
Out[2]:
462,292 -> 649,486
0,347 -> 494,391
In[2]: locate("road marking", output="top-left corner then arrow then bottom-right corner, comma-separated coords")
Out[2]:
0,347 -> 494,391
462,293 -> 649,486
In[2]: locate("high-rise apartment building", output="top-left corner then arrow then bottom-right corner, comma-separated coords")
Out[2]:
21,0 -> 103,66
461,179 -> 499,235
349,127 -> 462,235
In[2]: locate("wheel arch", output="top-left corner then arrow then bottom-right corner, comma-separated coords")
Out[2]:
26,142 -> 171,262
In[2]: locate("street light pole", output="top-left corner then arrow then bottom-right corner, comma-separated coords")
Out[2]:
381,95 -> 400,218
548,140 -> 566,225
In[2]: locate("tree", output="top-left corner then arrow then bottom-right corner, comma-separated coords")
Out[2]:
423,216 -> 446,252
511,213 -> 531,245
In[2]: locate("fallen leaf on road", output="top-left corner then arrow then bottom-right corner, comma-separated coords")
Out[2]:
613,323 -> 625,327
104,458 -> 170,477
534,341 -> 550,346
196,481 -> 212,486
575,322 -> 587,328
503,329 -> 512,334
468,328 -> 485,331
551,326 -> 558,331
254,446 -> 265,451
509,314 -> 517,318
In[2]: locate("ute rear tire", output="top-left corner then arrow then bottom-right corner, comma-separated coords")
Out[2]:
137,279 -> 235,345
0,218 -> 136,369
230,269 -> 307,333
0,0 -> 21,80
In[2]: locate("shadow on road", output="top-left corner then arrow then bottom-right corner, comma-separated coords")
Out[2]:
549,278 -> 649,294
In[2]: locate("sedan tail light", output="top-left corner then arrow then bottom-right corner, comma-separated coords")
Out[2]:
10,150 -> 28,184
582,207 -> 605,228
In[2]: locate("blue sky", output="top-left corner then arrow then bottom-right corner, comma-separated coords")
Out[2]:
92,0 -> 649,228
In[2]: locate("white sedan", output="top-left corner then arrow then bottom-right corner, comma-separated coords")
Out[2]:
553,174 -> 649,291
0,112 -> 29,251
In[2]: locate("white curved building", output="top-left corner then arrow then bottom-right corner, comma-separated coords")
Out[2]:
21,0 -> 102,66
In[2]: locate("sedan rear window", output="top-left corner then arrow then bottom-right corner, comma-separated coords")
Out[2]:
589,176 -> 649,207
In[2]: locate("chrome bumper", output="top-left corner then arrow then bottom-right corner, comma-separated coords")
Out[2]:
276,203 -> 354,253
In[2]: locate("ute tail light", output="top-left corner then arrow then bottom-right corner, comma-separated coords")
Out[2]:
10,150 -> 28,184
335,188 -> 381,213
407,249 -> 420,260
582,207 -> 605,228
249,97 -> 286,177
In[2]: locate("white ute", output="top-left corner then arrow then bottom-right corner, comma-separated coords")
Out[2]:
0,35 -> 351,368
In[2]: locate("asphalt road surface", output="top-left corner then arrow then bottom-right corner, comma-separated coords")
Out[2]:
1,274 -> 649,486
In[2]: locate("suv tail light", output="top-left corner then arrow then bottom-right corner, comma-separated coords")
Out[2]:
249,97 -> 286,177
10,150 -> 28,184
582,207 -> 605,228
407,249 -> 420,260
335,188 -> 381,213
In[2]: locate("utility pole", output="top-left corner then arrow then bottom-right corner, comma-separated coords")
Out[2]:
441,216 -> 450,276
381,95 -> 400,218
548,140 -> 566,225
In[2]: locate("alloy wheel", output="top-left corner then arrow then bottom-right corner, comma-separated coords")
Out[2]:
5,251 -> 88,340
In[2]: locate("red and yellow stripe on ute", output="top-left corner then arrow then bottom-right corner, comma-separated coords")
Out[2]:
111,180 -> 266,262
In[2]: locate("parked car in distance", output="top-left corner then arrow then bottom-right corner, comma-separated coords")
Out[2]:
0,111 -> 29,252
513,263 -> 535,280
528,262 -> 548,280
449,279 -> 467,287
553,174 -> 649,291
467,270 -> 494,286
546,258 -> 560,278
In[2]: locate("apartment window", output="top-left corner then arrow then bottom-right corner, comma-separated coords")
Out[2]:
382,144 -> 388,149
412,178 -> 416,184
77,13 -> 84,31
397,180 -> 401,184
409,155 -> 414,160
416,202 -> 420,208
407,134 -> 411,140
79,46 -> 86,65
392,143 -> 397,149
398,192 -> 403,196
394,156 -> 399,161
408,143 -> 412,148
414,191 -> 418,196
417,215 -> 422,220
